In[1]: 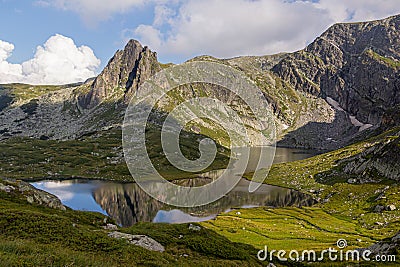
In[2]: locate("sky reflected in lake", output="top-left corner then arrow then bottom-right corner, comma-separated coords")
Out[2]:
32,180 -> 108,215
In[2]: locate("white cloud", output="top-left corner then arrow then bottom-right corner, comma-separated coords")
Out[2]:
0,40 -> 24,83
128,0 -> 400,62
134,25 -> 163,48
316,0 -> 400,22
153,5 -> 175,26
0,34 -> 100,85
34,0 -> 400,63
33,181 -> 75,201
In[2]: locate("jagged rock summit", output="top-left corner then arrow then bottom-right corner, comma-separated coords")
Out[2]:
80,40 -> 161,109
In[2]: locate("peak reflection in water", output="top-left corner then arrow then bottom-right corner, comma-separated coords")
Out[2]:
92,177 -> 315,227
92,183 -> 163,226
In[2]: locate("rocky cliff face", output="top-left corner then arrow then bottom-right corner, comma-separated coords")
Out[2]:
79,40 -> 161,109
381,104 -> 400,130
273,15 -> 400,126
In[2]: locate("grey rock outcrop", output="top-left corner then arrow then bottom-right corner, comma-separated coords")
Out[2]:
0,40 -> 161,141
0,183 -> 15,193
103,223 -> 118,230
359,231 -> 400,256
338,132 -> 400,182
108,231 -> 165,252
188,224 -> 201,231
0,179 -> 66,210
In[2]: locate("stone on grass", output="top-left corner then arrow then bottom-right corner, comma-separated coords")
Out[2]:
358,232 -> 400,256
387,205 -> 396,211
0,183 -> 15,193
188,224 -> 201,231
108,231 -> 165,252
103,224 -> 118,230
373,205 -> 385,213
347,178 -> 357,184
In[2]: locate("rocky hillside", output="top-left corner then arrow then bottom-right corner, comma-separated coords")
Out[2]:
339,131 -> 400,183
273,15 -> 400,147
0,178 -> 65,210
0,15 -> 399,151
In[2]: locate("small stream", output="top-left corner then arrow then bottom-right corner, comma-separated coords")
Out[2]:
32,147 -> 320,226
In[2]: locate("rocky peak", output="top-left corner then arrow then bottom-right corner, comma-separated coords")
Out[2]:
272,14 -> 400,126
317,15 -> 400,59
79,39 -> 161,109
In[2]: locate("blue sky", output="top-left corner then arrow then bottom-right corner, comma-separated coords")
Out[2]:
0,0 -> 154,65
1,0 -> 400,84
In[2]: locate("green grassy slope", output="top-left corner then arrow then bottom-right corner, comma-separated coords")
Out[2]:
0,83 -> 69,103
0,178 -> 274,267
0,127 -> 229,181
200,128 -> 400,266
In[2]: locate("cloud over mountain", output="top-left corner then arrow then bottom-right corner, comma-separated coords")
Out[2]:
130,0 -> 400,61
0,34 -> 100,85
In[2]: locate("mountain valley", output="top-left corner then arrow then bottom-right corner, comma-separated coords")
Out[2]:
1,14 -> 400,266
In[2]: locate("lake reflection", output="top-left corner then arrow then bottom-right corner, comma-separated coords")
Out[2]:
31,147 -> 319,226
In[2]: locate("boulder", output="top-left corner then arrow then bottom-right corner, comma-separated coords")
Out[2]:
108,231 -> 165,252
188,224 -> 201,231
359,232 -> 400,255
373,205 -> 386,213
0,183 -> 15,193
103,224 -> 118,230
387,204 -> 397,211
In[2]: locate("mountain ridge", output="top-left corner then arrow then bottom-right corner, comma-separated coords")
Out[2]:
0,14 -> 399,151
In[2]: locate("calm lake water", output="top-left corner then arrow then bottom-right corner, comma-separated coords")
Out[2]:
31,147 -> 320,226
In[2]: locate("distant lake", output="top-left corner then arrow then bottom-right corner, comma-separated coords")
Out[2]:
31,147 -> 320,226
